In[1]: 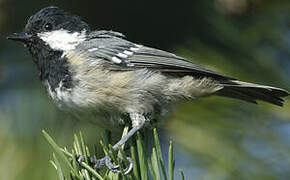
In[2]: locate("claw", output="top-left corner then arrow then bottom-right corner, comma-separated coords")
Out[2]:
69,154 -> 85,164
104,155 -> 133,174
104,156 -> 120,172
77,155 -> 85,162
123,157 -> 133,175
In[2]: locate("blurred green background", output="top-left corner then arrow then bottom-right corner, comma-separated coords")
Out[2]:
1,0 -> 290,179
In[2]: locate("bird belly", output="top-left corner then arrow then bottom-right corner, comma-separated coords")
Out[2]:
44,80 -> 127,129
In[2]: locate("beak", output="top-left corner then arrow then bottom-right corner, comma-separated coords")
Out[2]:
7,32 -> 32,43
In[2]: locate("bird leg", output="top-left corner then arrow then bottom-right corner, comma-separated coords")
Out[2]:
75,113 -> 145,174
103,113 -> 145,174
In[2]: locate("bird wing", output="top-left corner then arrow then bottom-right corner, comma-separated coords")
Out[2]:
75,31 -> 289,106
79,30 -> 234,80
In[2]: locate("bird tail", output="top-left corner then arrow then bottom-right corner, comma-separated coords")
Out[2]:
215,80 -> 289,106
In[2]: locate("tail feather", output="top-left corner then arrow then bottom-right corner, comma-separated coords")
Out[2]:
216,80 -> 289,106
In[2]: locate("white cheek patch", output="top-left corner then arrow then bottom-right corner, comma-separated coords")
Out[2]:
37,29 -> 86,55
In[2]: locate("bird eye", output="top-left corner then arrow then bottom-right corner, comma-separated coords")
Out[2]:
43,23 -> 53,31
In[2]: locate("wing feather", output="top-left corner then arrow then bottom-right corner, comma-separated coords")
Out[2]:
80,30 -> 234,80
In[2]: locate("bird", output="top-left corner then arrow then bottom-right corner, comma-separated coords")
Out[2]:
7,6 -> 289,174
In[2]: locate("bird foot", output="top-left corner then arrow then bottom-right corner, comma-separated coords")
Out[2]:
104,155 -> 133,174
71,154 -> 133,174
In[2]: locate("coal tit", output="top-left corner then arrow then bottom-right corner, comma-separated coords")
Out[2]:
7,6 -> 289,174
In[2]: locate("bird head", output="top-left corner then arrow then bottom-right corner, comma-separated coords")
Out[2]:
7,6 -> 90,57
